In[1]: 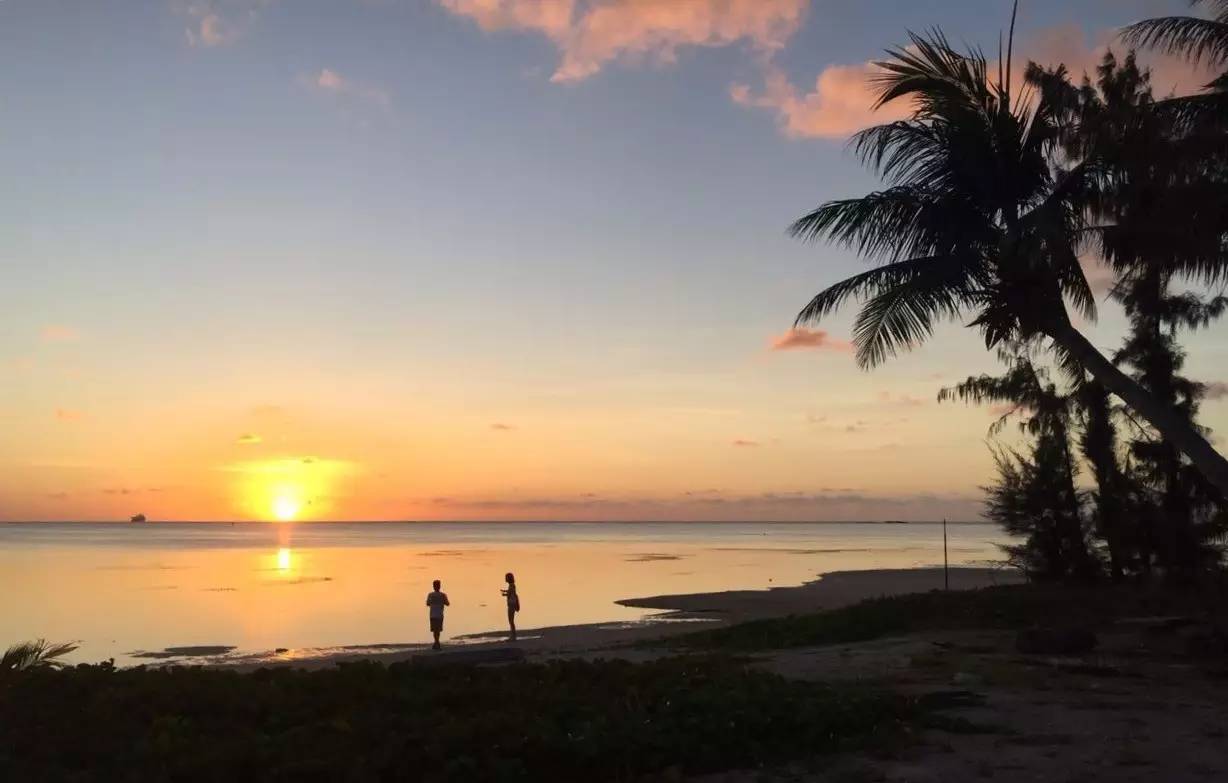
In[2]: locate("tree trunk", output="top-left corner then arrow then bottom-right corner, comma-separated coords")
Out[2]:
1047,322 -> 1228,496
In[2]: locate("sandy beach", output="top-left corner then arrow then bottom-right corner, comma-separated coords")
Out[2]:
226,566 -> 1021,669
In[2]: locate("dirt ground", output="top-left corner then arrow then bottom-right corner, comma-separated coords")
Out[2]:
698,619 -> 1228,782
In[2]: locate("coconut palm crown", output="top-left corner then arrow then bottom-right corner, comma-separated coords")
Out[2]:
789,26 -> 1228,493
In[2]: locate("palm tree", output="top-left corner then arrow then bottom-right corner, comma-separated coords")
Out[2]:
940,350 -> 1098,580
1123,1 -> 1228,68
789,27 -> 1228,495
1035,49 -> 1228,578
1122,1 -> 1228,130
0,639 -> 77,674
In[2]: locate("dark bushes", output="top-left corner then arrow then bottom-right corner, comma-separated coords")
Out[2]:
0,656 -> 910,782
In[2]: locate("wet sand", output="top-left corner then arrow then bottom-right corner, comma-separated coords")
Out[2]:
218,566 -> 1020,669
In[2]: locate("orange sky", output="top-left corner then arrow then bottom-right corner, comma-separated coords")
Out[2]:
3,0 -> 1225,522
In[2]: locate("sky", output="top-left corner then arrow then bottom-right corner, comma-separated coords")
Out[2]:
2,0 -> 1226,522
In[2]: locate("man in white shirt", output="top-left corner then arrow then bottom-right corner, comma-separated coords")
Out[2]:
426,579 -> 450,650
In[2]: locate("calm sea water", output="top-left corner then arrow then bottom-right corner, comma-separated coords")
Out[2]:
0,521 -> 1006,666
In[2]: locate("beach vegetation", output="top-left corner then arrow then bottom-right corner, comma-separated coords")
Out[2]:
679,581 -> 1227,652
0,655 -> 919,782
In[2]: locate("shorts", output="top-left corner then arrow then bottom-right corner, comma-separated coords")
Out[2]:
430,617 -> 443,633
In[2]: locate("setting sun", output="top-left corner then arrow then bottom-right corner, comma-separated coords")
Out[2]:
273,496 -> 300,522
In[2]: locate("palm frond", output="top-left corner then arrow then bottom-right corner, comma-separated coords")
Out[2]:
849,256 -> 978,367
1152,90 -> 1228,134
1,639 -> 77,673
794,255 -> 958,326
789,187 -> 986,262
1122,16 -> 1228,66
872,29 -> 993,117
850,121 -> 949,185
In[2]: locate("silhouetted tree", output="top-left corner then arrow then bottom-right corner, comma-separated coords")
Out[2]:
1033,50 -> 1228,579
1116,266 -> 1228,578
1075,379 -> 1135,580
942,351 -> 1098,580
788,25 -> 1228,494
1123,0 -> 1228,130
0,640 -> 76,677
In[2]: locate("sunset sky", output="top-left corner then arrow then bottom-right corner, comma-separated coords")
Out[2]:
3,0 -> 1226,522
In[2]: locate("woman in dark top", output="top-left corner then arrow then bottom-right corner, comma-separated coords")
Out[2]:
501,572 -> 519,642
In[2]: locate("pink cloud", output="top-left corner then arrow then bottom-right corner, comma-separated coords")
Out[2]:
437,0 -> 575,39
770,327 -> 852,352
731,59 -> 910,139
180,1 -> 268,48
734,24 -> 1218,140
732,439 -> 760,447
437,0 -> 805,83
308,68 -> 391,107
40,325 -> 80,343
1204,382 -> 1228,401
1025,23 -> 1215,100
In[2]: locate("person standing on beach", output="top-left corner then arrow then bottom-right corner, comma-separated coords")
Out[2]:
501,572 -> 519,642
426,579 -> 449,651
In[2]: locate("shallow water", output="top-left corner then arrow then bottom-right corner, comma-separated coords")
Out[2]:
0,521 -> 1006,665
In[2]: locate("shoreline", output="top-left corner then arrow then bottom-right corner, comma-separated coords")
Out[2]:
214,565 -> 1020,670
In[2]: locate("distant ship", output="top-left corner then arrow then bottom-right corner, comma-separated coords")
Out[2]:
130,513 -> 147,523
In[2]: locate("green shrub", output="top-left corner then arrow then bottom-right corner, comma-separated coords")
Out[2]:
0,656 -> 911,782
678,583 -> 1228,652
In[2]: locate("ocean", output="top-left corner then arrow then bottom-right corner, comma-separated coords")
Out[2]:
1,521 -> 1006,666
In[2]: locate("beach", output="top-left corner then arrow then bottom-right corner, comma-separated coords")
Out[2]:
0,521 -> 1006,666
224,565 -> 1021,669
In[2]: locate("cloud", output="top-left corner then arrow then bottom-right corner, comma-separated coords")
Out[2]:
734,23 -> 1218,140
1024,23 -> 1216,100
877,391 -> 925,407
236,433 -> 262,444
770,327 -> 852,352
307,68 -> 391,107
422,488 -> 983,522
731,439 -> 760,447
490,422 -> 517,431
1204,382 -> 1228,401
437,0 -> 806,83
218,457 -> 356,475
731,58 -> 911,139
54,409 -> 84,422
40,325 -> 80,343
179,0 -> 270,48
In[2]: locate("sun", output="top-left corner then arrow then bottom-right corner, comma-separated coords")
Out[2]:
273,495 -> 301,522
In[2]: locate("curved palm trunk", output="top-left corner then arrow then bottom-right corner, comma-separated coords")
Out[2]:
1048,323 -> 1228,495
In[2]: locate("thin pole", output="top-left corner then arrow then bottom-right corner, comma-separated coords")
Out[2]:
943,518 -> 949,590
